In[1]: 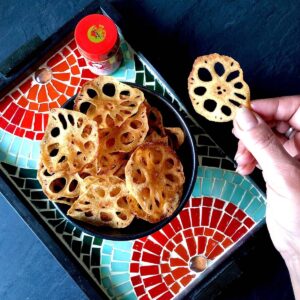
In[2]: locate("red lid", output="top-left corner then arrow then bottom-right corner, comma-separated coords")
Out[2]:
75,14 -> 118,60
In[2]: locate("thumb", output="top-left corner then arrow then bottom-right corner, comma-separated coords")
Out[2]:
233,107 -> 293,177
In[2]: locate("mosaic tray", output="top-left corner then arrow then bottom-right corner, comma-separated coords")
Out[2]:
0,20 -> 266,299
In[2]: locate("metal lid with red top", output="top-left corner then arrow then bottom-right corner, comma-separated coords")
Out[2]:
75,14 -> 118,62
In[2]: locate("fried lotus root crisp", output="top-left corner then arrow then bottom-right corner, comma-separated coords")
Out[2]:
125,142 -> 185,222
98,103 -> 149,154
188,53 -> 250,122
165,127 -> 185,150
40,109 -> 99,174
74,75 -> 144,128
67,176 -> 134,228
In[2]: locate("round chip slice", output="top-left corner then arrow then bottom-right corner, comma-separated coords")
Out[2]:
188,53 -> 250,122
40,109 -> 99,174
97,152 -> 129,176
74,75 -> 144,128
125,142 -> 185,222
147,106 -> 166,136
99,103 -> 149,154
165,127 -> 185,150
67,176 -> 134,228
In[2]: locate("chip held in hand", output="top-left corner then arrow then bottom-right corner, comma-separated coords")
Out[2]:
188,53 -> 250,122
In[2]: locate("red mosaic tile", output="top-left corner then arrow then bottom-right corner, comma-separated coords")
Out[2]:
14,127 -> 25,138
214,198 -> 225,209
140,295 -> 150,300
204,228 -> 214,236
132,251 -> 141,261
170,257 -> 187,267
134,285 -> 146,297
21,111 -> 34,129
144,239 -> 163,254
11,90 -> 21,100
0,96 -> 13,111
36,133 -> 44,140
49,101 -> 59,109
210,209 -> 222,228
232,226 -> 248,242
163,224 -> 176,239
192,197 -> 202,207
53,72 -> 71,82
19,79 -> 32,94
130,263 -> 139,273
82,68 -> 97,79
6,124 -> 16,134
203,197 -> 213,206
224,219 -> 242,237
180,274 -> 195,286
62,47 -> 70,57
191,207 -> 200,227
74,48 -> 81,58
162,249 -> 170,261
201,207 -> 211,226
17,97 -> 29,108
205,239 -> 218,257
234,209 -> 246,221
27,84 -> 39,100
217,213 -> 231,231
43,114 -> 49,129
66,86 -> 75,97
47,83 -> 60,99
3,102 -> 18,120
225,202 -> 237,215
71,65 -> 80,75
57,95 -> 67,106
170,217 -> 182,232
79,79 -> 88,86
47,53 -> 63,68
29,102 -> 39,110
39,103 -> 49,112
160,263 -> 171,273
131,275 -> 142,286
140,265 -> 159,276
67,55 -> 76,66
166,240 -> 176,252
143,275 -> 162,287
11,108 -> 25,125
142,252 -> 160,264
52,79 -> 67,93
0,118 -> 9,129
183,228 -> 193,238
171,267 -> 190,280
207,244 -> 223,259
157,290 -> 173,300
33,113 -> 43,131
244,217 -> 255,228
151,231 -> 169,246
25,131 -> 35,139
52,61 -> 69,73
68,40 -> 76,49
179,209 -> 191,228
133,240 -> 143,251
174,244 -> 189,262
37,85 -> 48,103
173,233 -> 183,244
197,236 -> 207,254
194,227 -> 204,236
170,282 -> 181,294
163,274 -> 175,285
186,237 -> 197,257
222,238 -> 233,248
213,231 -> 225,243
148,282 -> 168,299
78,58 -> 86,67
70,77 -> 80,86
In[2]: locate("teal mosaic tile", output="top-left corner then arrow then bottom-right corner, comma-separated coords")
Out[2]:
9,137 -> 22,155
201,177 -> 214,196
223,170 -> 236,183
20,139 -> 32,158
240,179 -> 252,190
6,153 -> 17,165
111,274 -> 130,286
122,292 -> 137,300
204,168 -> 215,178
113,250 -> 131,262
211,168 -> 224,179
16,156 -> 28,168
32,142 -> 40,159
0,151 -> 6,161
192,178 -> 201,197
245,198 -> 261,217
239,193 -> 253,210
197,167 -> 204,177
230,186 -> 246,205
103,244 -> 113,255
114,282 -> 133,297
112,241 -> 133,251
101,254 -> 111,265
252,205 -> 266,222
232,174 -> 243,185
100,267 -> 111,277
211,178 -> 225,198
0,128 -> 5,140
27,159 -> 38,169
102,277 -> 113,289
111,262 -> 129,272
1,132 -> 13,153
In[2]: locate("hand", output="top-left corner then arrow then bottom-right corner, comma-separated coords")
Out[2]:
233,97 -> 300,299
233,96 -> 300,258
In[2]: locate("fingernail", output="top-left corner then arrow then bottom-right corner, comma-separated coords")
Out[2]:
234,153 -> 243,164
235,107 -> 259,131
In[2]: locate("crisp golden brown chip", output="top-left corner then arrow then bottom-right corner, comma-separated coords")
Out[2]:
98,103 -> 148,154
125,142 -> 185,222
165,127 -> 185,149
67,176 -> 134,228
188,53 -> 250,122
40,109 -> 99,174
147,106 -> 166,136
37,162 -> 97,205
145,130 -> 168,145
74,76 -> 144,128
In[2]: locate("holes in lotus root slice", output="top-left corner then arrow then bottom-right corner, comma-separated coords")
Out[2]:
120,132 -> 134,145
102,83 -> 116,97
48,144 -> 59,157
58,113 -> 67,129
51,127 -> 60,138
133,168 -> 146,184
82,125 -> 92,138
120,90 -> 130,100
49,177 -> 66,193
79,102 -> 93,114
69,179 -> 78,192
87,88 -> 97,98
117,196 -> 128,208
188,53 -> 250,122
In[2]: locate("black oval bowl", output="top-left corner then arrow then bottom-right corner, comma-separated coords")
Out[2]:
59,83 -> 198,240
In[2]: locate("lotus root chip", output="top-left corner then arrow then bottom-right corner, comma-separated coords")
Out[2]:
40,109 -> 99,174
125,142 -> 185,222
98,103 -> 149,154
67,176 -> 134,228
188,53 -> 250,122
165,127 -> 185,149
74,75 -> 144,128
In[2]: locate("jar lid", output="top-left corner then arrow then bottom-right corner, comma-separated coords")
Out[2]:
75,14 -> 118,58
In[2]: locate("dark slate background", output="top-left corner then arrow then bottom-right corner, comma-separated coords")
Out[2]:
0,0 -> 299,299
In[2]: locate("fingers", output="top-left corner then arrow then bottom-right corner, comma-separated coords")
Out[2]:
233,107 -> 294,181
251,96 -> 300,130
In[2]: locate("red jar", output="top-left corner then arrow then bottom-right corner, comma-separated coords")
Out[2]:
75,14 -> 123,75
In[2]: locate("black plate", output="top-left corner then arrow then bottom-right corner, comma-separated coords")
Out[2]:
60,83 -> 198,240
